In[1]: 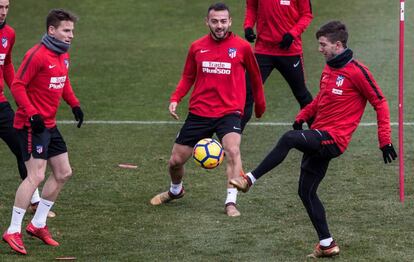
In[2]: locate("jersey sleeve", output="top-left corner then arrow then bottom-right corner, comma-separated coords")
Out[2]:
289,0 -> 313,38
353,66 -> 392,148
244,0 -> 258,29
170,44 -> 197,103
3,32 -> 15,88
244,43 -> 265,117
62,75 -> 80,108
11,49 -> 42,117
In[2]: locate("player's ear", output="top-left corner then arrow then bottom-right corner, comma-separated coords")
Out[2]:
47,25 -> 56,36
205,17 -> 209,26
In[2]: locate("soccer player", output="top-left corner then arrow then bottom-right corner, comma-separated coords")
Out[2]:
2,9 -> 84,255
230,21 -> 397,258
150,3 -> 266,217
0,0 -> 55,218
241,0 -> 314,130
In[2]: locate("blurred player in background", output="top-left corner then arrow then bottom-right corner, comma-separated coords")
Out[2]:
2,8 -> 84,255
0,0 -> 55,218
150,2 -> 265,217
241,0 -> 313,130
231,21 -> 397,258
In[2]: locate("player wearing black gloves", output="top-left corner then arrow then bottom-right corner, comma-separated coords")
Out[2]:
241,0 -> 314,130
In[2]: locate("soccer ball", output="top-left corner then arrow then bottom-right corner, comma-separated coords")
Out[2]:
193,138 -> 224,169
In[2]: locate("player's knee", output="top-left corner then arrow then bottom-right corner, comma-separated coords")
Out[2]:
55,168 -> 73,183
27,172 -> 46,186
168,155 -> 185,169
224,145 -> 240,161
280,131 -> 297,145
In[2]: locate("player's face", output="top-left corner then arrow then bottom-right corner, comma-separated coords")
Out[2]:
206,10 -> 232,40
0,0 -> 9,23
48,20 -> 75,44
318,36 -> 343,61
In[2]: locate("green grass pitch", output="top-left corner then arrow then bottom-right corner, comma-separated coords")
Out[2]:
0,0 -> 414,261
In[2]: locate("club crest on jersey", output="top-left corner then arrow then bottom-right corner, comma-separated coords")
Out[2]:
228,48 -> 237,59
64,58 -> 69,68
36,145 -> 43,154
336,75 -> 345,87
2,37 -> 7,48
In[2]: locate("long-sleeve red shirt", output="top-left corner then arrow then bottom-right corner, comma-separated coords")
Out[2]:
296,59 -> 392,152
12,44 -> 80,129
244,0 -> 313,56
0,24 -> 15,103
171,32 -> 265,118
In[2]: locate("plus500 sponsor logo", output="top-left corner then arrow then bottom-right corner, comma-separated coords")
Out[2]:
202,61 -> 231,75
49,76 -> 66,89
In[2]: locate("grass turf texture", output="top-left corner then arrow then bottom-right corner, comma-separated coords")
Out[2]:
0,0 -> 414,261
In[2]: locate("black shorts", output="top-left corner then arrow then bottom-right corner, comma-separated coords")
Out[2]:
175,113 -> 242,147
17,126 -> 67,161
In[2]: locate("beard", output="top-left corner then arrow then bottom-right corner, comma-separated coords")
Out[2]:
209,27 -> 228,40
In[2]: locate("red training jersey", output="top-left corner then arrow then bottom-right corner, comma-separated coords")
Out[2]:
12,44 -> 80,129
0,24 -> 15,103
296,59 -> 392,152
244,0 -> 313,56
171,32 -> 266,118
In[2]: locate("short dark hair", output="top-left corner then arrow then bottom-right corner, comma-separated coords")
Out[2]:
46,9 -> 78,31
316,21 -> 348,48
207,2 -> 230,17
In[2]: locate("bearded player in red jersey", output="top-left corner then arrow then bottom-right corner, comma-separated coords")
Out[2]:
0,0 -> 56,219
150,3 -> 266,217
231,21 -> 397,258
241,0 -> 314,130
2,9 -> 84,255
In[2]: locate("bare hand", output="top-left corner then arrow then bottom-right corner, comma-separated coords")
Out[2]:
169,102 -> 179,120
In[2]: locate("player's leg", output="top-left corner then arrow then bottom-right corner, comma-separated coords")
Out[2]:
0,103 -> 49,215
0,102 -> 27,180
241,54 -> 274,131
24,152 -> 69,247
217,114 -> 242,216
299,154 -> 340,258
3,128 -> 50,255
276,55 -> 313,108
230,130 -> 327,192
150,113 -> 213,205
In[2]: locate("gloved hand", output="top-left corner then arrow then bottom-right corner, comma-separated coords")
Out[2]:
29,114 -> 45,133
72,106 -> 84,128
292,120 -> 304,130
279,33 -> 294,50
380,144 -> 397,164
244,28 -> 256,43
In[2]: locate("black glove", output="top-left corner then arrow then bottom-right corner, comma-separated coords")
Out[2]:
279,33 -> 294,49
244,28 -> 256,43
380,144 -> 397,164
72,106 -> 84,128
292,120 -> 304,130
29,114 -> 45,134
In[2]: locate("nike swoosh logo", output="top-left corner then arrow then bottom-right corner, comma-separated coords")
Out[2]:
200,50 -> 209,53
10,239 -> 24,250
49,65 -> 56,69
293,60 -> 300,68
233,126 -> 241,130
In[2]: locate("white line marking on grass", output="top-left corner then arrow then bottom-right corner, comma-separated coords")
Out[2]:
57,120 -> 414,126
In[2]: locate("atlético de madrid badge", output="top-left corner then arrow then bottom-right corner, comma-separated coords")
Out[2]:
2,36 -> 8,48
228,48 -> 237,59
336,75 -> 345,87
